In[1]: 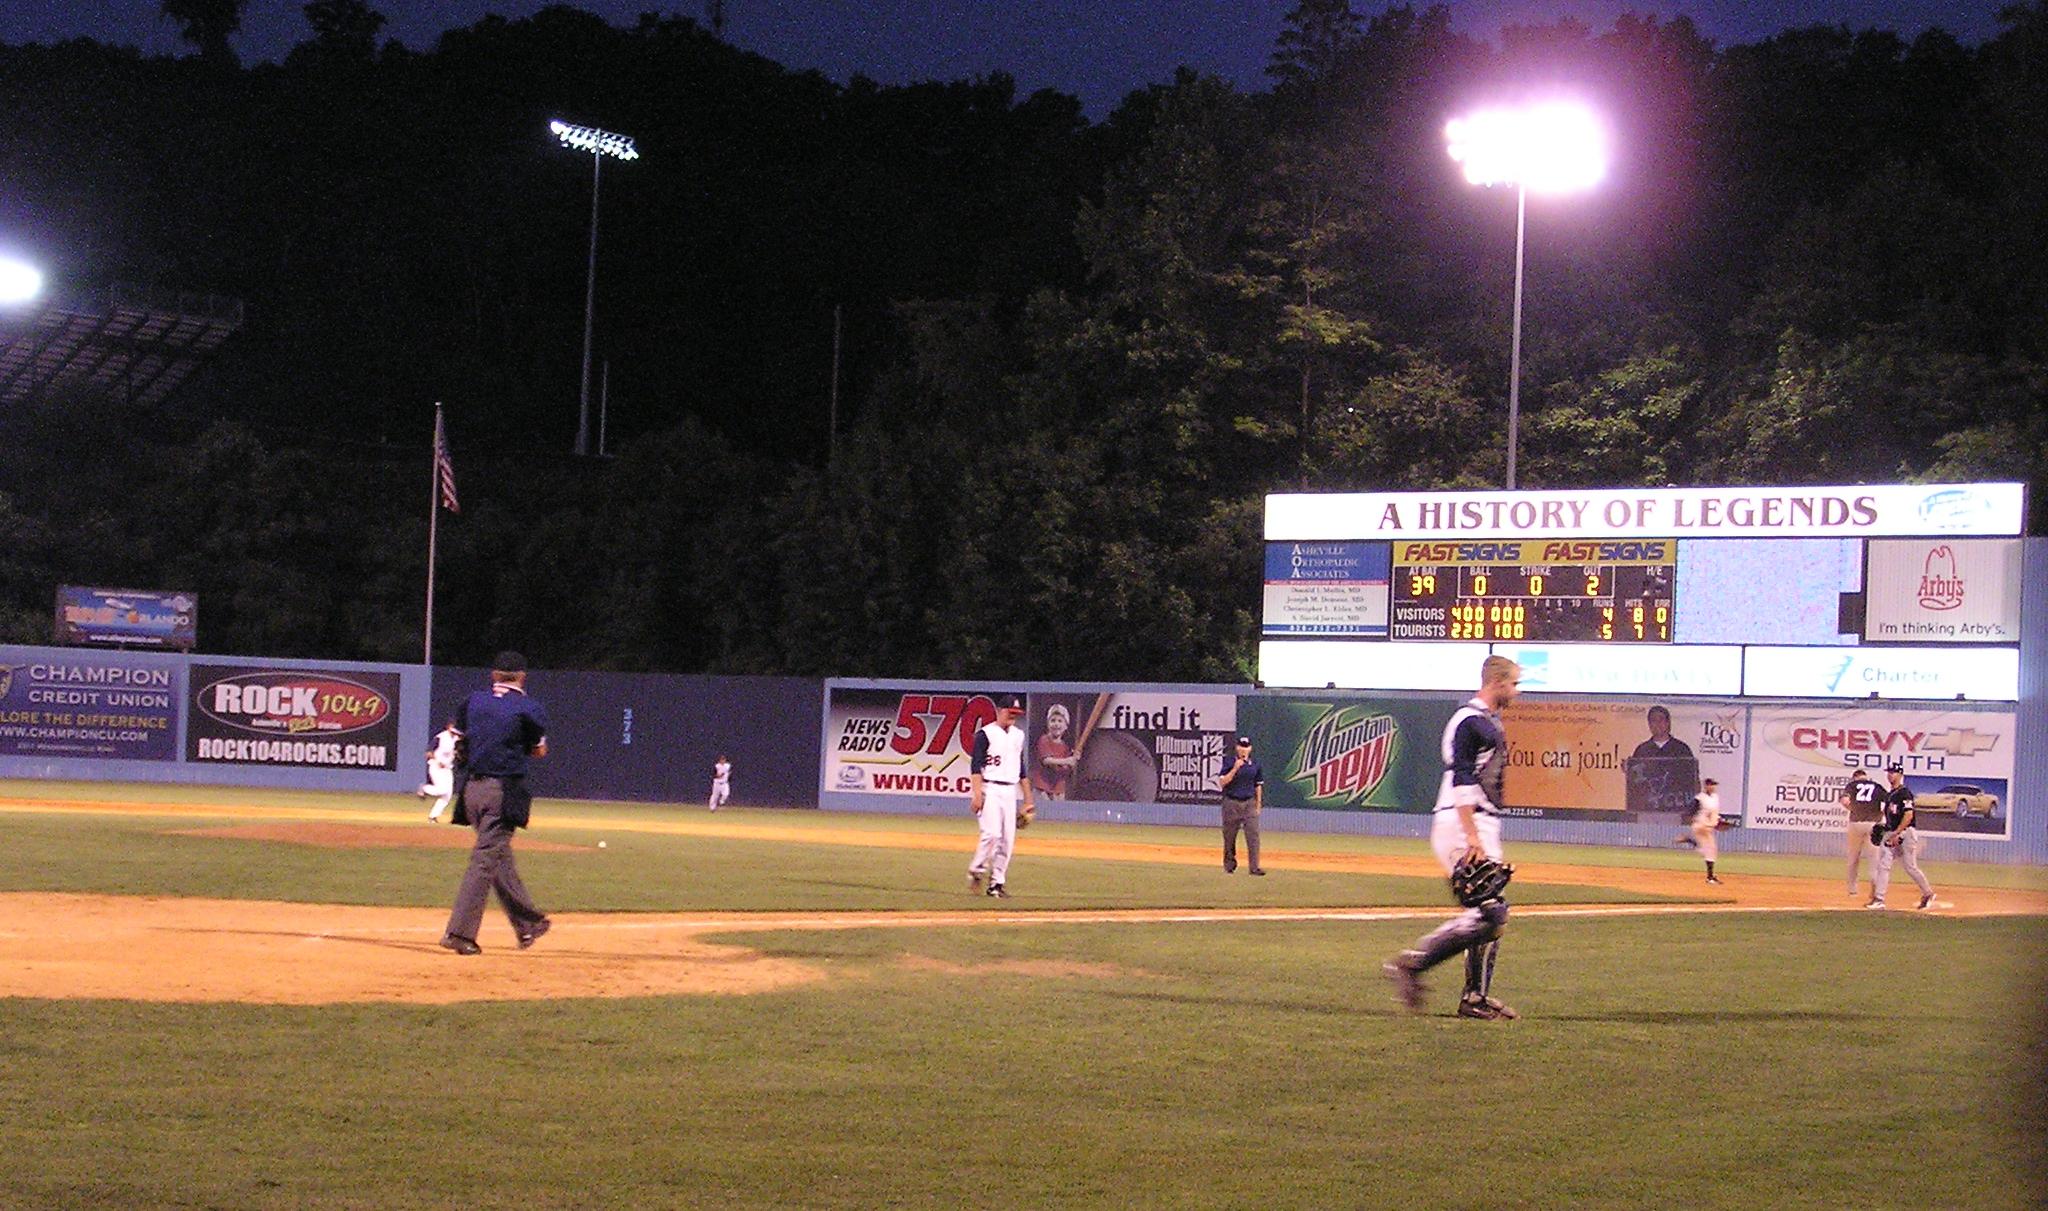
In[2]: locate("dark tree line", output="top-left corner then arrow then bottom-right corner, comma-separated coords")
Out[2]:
0,3 -> 2042,679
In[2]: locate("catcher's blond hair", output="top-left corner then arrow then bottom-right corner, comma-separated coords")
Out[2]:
1480,655 -> 1520,688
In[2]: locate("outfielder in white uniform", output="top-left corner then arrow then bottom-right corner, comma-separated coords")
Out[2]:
1688,779 -> 1724,884
1385,656 -> 1520,1021
419,722 -> 459,821
708,755 -> 731,811
967,694 -> 1034,898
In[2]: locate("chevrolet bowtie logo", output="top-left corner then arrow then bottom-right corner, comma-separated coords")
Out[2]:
1926,728 -> 1999,757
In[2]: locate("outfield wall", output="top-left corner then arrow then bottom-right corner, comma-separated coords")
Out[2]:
819,673 -> 2047,866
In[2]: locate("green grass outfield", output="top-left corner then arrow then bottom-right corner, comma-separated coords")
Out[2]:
2,781 -> 2045,1209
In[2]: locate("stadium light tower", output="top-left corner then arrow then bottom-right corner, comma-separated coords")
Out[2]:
1445,101 -> 1607,490
549,120 -> 641,457
0,255 -> 43,306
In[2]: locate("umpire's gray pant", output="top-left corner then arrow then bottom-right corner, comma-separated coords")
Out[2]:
445,776 -> 546,943
1872,827 -> 1933,903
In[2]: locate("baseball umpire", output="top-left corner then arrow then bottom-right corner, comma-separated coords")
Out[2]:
967,693 -> 1035,898
440,652 -> 552,954
1384,655 -> 1521,1020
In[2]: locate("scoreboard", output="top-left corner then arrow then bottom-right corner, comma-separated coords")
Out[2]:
1390,538 -> 1675,643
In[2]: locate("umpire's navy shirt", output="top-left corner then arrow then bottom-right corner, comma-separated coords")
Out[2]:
458,683 -> 548,777
1220,754 -> 1262,800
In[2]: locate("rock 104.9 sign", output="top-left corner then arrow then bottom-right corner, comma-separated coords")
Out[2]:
185,665 -> 401,769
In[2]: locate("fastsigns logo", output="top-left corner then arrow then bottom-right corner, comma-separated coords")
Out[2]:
1916,545 -> 1965,611
1289,708 -> 1397,805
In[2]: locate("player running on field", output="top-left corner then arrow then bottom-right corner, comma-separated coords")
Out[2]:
1384,655 -> 1521,1020
419,718 -> 459,821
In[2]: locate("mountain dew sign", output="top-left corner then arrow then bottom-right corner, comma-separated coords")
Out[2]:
1240,694 -> 1454,813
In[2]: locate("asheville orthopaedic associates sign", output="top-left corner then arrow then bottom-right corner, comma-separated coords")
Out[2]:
1266,483 -> 2026,540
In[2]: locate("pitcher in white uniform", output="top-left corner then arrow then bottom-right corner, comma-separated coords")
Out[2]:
419,720 -> 459,821
967,694 -> 1034,898
1687,778 -> 1724,884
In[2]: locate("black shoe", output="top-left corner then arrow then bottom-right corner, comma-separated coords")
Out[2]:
986,883 -> 1008,898
1223,862 -> 1236,874
1706,876 -> 1723,885
517,918 -> 552,949
1918,893 -> 1935,910
1249,868 -> 1266,876
439,935 -> 481,955
1383,957 -> 1424,1013
1457,995 -> 1518,1021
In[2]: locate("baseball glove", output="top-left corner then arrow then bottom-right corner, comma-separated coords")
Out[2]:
1016,802 -> 1035,829
1870,823 -> 1888,846
1449,852 -> 1513,907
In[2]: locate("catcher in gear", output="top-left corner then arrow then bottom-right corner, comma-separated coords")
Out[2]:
1385,656 -> 1521,1020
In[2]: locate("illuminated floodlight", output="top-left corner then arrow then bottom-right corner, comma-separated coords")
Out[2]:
0,256 -> 43,305
549,119 -> 640,161
1445,101 -> 1607,195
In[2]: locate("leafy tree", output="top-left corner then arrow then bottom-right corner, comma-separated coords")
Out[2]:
159,0 -> 246,66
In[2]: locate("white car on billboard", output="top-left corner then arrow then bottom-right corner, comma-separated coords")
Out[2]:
1913,784 -> 1999,818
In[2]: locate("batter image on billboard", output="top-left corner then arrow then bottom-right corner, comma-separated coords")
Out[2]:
1624,704 -> 1699,814
1029,691 -> 1237,806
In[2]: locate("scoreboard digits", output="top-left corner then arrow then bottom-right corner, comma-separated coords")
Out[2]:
1392,539 -> 1676,643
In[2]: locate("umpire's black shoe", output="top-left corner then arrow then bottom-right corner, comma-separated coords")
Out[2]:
517,918 -> 552,949
439,935 -> 482,956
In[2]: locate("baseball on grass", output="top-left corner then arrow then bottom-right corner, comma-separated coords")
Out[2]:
598,840 -> 607,848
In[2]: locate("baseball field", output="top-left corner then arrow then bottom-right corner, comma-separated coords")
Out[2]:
3,780 -> 2044,1210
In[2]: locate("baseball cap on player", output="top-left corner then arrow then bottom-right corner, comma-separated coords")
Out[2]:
1236,736 -> 1253,746
1701,777 -> 1717,787
994,693 -> 1025,712
491,650 -> 527,673
1886,761 -> 1905,774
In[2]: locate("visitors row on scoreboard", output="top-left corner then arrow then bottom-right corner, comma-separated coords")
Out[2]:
1263,536 -> 2023,647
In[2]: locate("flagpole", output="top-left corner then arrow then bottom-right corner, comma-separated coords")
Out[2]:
425,403 -> 442,666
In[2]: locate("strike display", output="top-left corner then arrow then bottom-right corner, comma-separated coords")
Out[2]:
1390,539 -> 1676,642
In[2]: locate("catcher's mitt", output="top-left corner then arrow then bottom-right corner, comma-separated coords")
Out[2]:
1016,803 -> 1035,829
1449,852 -> 1513,907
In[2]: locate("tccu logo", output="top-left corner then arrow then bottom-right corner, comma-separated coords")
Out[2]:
1917,545 -> 1964,611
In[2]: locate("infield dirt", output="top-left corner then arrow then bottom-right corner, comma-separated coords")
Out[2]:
2,815 -> 2042,1006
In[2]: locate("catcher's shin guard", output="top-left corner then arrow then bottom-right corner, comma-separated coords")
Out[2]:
1463,938 -> 1499,999
1407,899 -> 1505,973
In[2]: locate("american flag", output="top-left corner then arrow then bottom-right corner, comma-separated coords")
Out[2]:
433,408 -> 460,514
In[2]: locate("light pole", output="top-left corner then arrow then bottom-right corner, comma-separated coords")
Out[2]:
549,120 -> 640,457
1445,101 -> 1606,490
0,255 -> 43,306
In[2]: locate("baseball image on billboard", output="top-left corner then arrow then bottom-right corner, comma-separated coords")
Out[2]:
1025,692 -> 1237,805
186,665 -> 401,769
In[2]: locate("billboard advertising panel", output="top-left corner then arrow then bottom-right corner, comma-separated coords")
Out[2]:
54,586 -> 197,651
1740,647 -> 2019,701
1744,705 -> 2013,838
1862,538 -> 2022,644
1262,541 -> 1389,636
0,649 -> 180,761
1499,699 -> 1746,818
1239,694 -> 1455,813
825,687 -> 1237,804
186,664 -> 402,770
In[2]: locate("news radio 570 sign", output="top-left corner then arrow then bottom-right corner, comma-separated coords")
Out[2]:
185,665 -> 402,769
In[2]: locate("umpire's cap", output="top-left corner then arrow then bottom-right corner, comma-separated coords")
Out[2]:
994,693 -> 1026,711
491,650 -> 528,674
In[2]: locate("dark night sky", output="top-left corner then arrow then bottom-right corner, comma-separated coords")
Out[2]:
0,1 -> 2017,114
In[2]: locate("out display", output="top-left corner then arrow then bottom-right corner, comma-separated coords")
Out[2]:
1390,539 -> 1676,643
